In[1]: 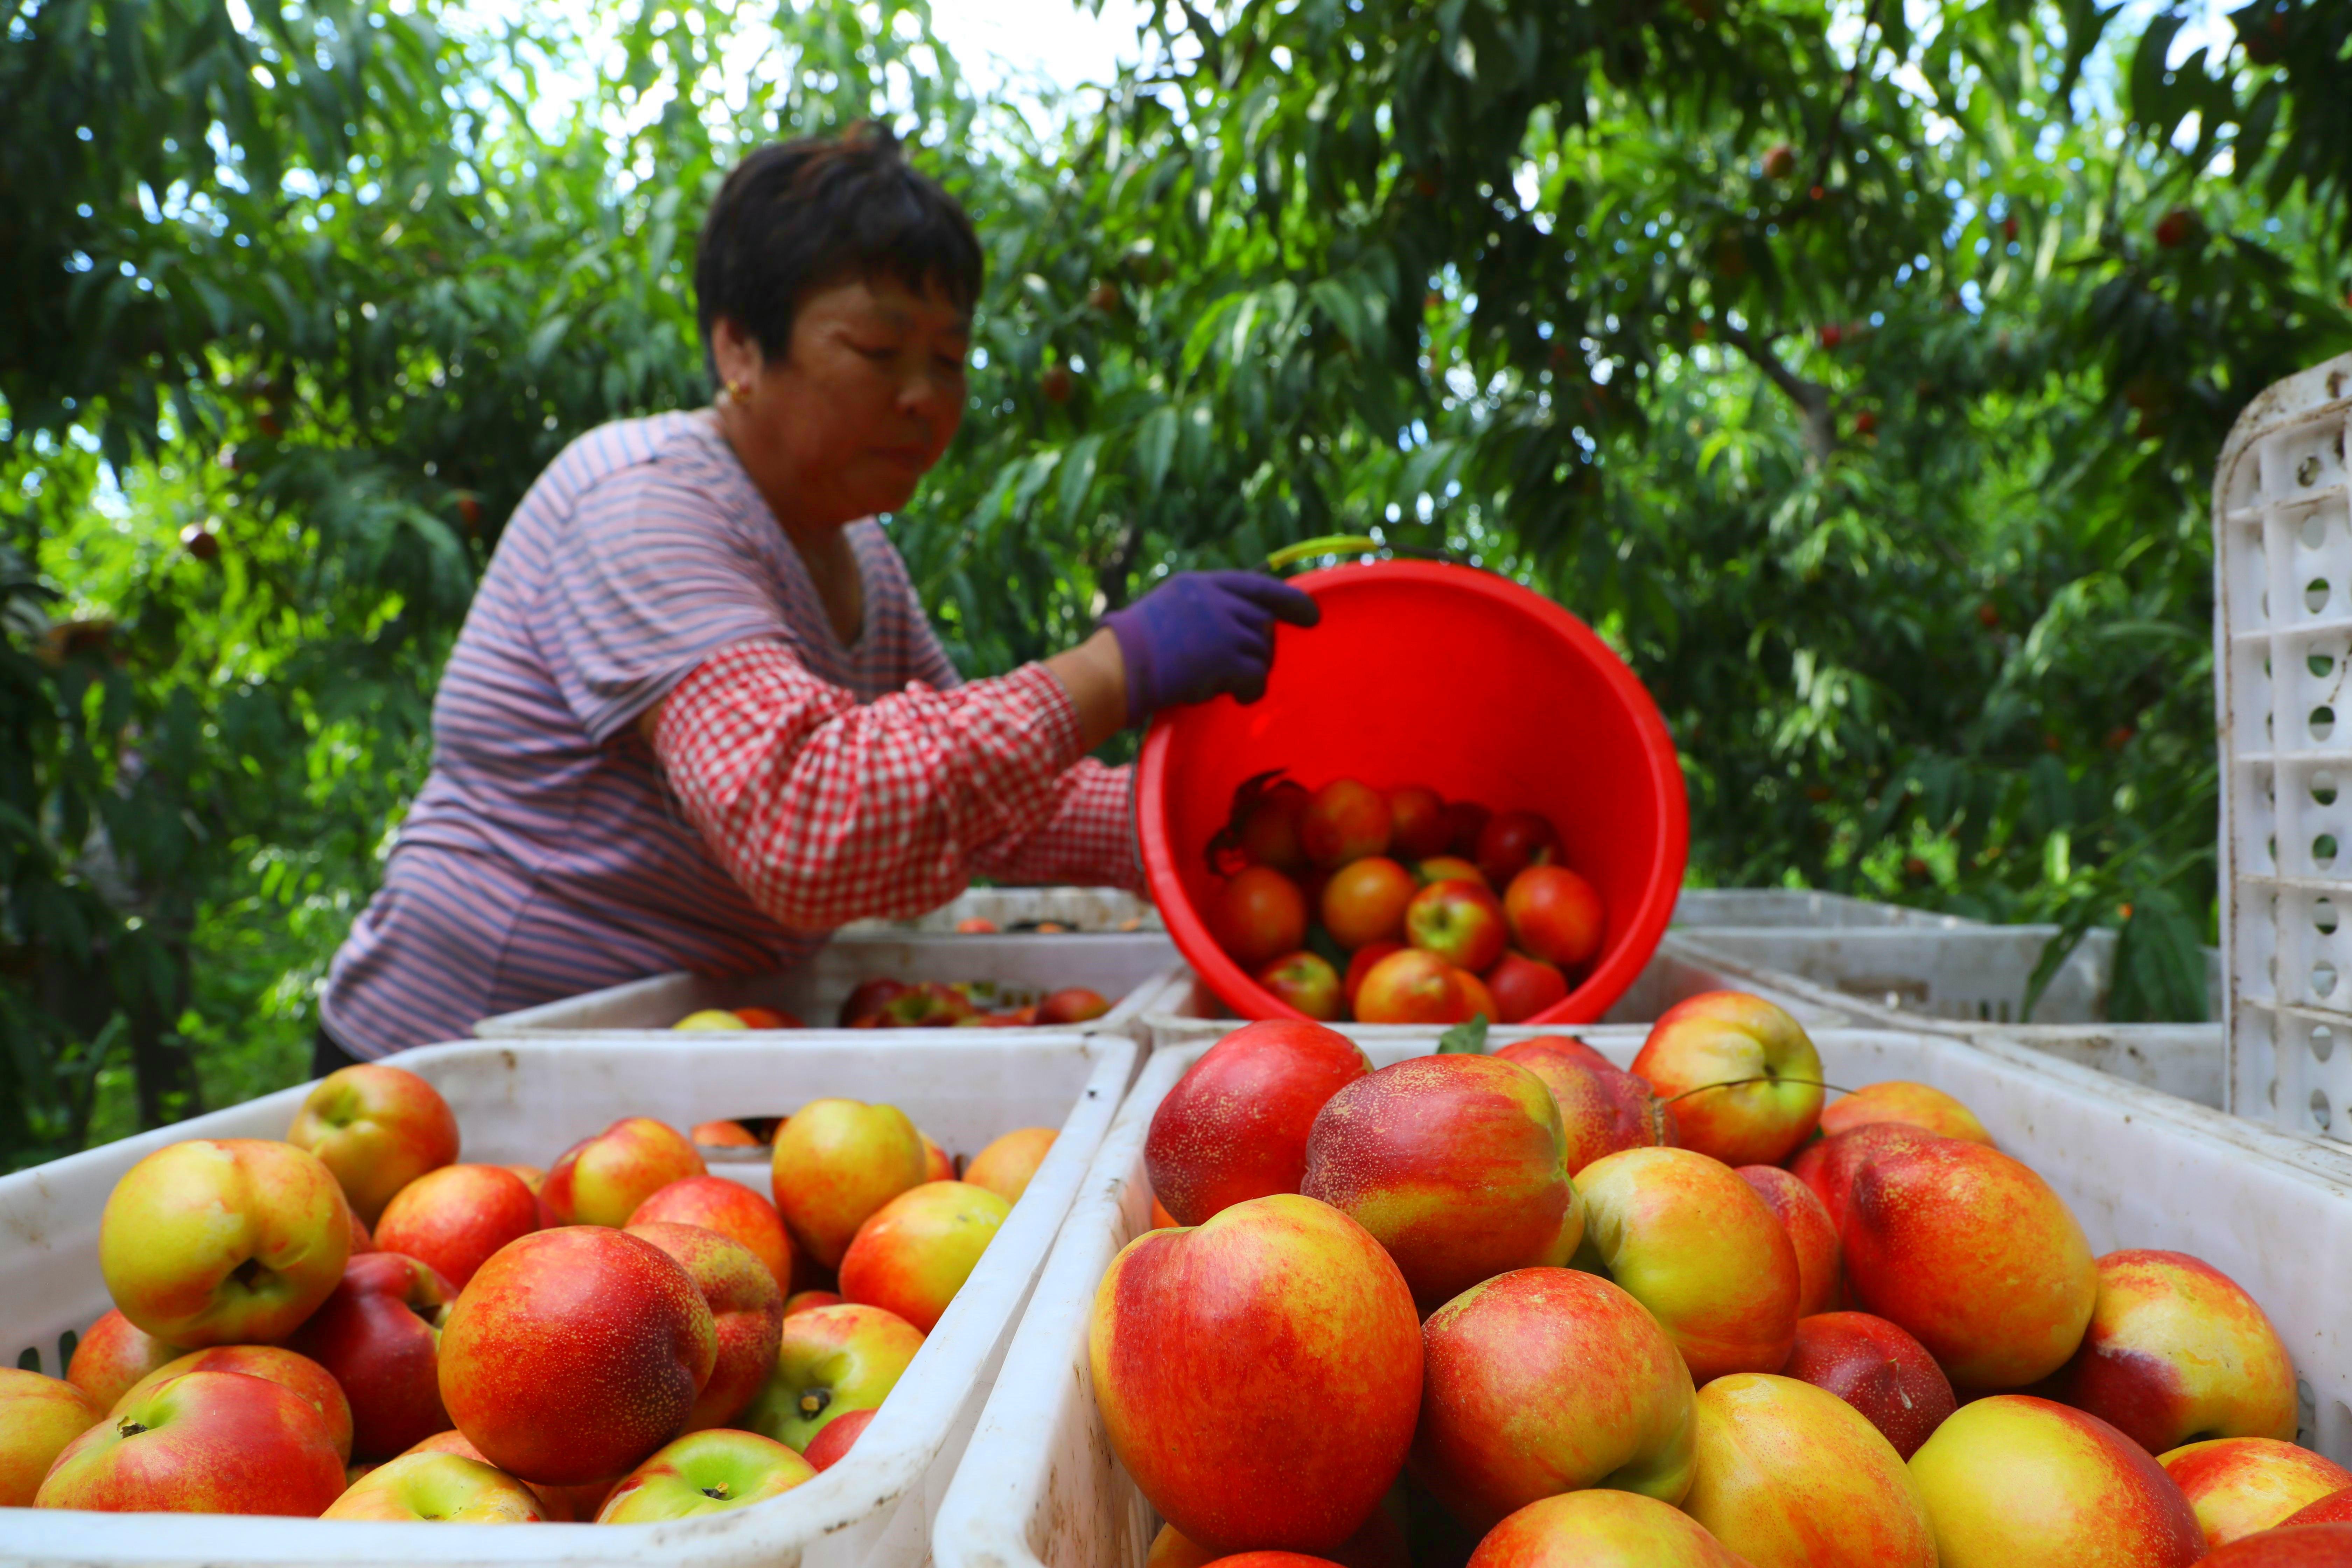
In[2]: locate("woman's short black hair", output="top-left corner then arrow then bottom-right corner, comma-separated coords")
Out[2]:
694,122 -> 983,386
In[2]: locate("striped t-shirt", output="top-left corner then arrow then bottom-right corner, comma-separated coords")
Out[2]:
320,410 -> 964,1058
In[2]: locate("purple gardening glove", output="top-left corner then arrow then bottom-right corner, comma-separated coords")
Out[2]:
1100,570 -> 1322,725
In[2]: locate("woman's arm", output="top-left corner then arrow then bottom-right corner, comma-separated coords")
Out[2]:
963,758 -> 1140,889
966,632 -> 1142,889
640,573 -> 1317,927
641,640 -> 1119,930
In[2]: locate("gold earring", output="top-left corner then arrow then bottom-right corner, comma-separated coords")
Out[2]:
726,378 -> 752,405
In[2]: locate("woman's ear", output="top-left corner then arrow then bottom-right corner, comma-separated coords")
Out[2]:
709,316 -> 765,394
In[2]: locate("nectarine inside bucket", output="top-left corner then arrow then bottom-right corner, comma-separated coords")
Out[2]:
1136,560 -> 1688,1025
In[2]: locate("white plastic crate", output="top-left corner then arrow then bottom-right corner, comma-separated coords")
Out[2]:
1673,888 -> 1983,930
1671,892 -> 2227,1108
1663,931 -> 2226,1108
0,1030 -> 1134,1568
929,1024 -> 2352,1568
1134,934 -> 1854,1054
1671,926 -> 2221,1027
474,931 -> 1181,1041
1128,894 -> 2227,1106
838,887 -> 1160,935
2216,351 -> 2352,1140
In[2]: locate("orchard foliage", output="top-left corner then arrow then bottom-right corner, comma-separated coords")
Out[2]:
0,0 -> 967,1161
4,0 -> 2349,1167
900,0 -> 2350,1017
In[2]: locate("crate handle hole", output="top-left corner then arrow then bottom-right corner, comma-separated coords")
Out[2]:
2309,579 -> 2332,613
2316,772 -> 2341,807
2316,833 -> 2339,869
2303,512 -> 2332,549
2315,962 -> 2339,1000
2312,1089 -> 2333,1132
2300,455 -> 2324,488
14,1347 -> 38,1373
2314,653 -> 2339,678
2318,897 -> 2340,934
2314,1025 -> 2336,1062
2312,706 -> 2336,743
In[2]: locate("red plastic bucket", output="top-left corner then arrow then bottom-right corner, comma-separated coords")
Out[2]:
1136,560 -> 1688,1025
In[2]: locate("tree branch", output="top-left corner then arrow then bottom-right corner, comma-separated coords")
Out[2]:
1719,321 -> 1835,464
1097,519 -> 1142,613
1720,3 -> 1883,471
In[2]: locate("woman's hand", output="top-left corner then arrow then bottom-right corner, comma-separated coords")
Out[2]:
1098,570 -> 1323,728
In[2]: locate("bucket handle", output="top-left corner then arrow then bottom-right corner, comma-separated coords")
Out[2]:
1265,534 -> 1466,574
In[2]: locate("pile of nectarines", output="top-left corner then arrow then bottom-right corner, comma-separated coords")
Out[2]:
949,913 -> 1153,934
1,1063 -> 1058,1524
1209,777 -> 1601,1025
1098,993 -> 2348,1567
672,979 -> 1111,1031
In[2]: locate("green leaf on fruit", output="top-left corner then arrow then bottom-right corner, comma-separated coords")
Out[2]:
1437,1015 -> 1489,1054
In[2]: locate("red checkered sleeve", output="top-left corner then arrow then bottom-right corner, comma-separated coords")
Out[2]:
966,756 -> 1141,889
652,639 -> 1141,931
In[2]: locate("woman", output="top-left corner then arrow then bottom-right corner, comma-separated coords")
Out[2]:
317,124 -> 1316,1066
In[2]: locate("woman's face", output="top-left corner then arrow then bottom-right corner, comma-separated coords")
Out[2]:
713,273 -> 969,527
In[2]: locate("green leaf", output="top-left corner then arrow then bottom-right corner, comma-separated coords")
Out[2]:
2109,890 -> 2211,1023
1010,450 -> 1062,519
2128,12 -> 2186,133
2028,754 -> 2074,835
1057,435 -> 1103,520
1308,276 -> 1373,353
527,312 -> 574,369
2022,908 -> 2100,1022
2054,0 -> 2118,104
1437,1015 -> 1490,1054
1135,404 -> 1177,492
